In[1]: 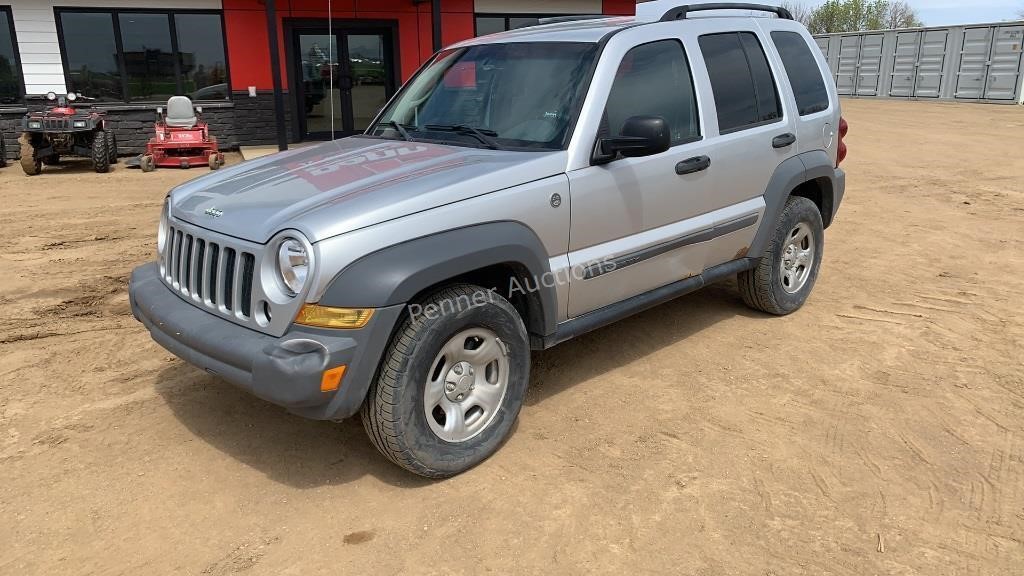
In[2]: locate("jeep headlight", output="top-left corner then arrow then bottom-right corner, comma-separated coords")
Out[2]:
157,199 -> 169,254
277,238 -> 309,295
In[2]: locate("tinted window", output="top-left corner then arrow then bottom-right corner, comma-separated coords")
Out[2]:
699,32 -> 782,133
771,31 -> 829,115
475,17 -> 505,36
120,13 -> 175,101
605,40 -> 700,145
59,10 -> 229,102
61,12 -> 124,101
176,14 -> 229,100
0,9 -> 20,104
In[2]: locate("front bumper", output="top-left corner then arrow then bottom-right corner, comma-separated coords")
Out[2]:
129,262 -> 402,421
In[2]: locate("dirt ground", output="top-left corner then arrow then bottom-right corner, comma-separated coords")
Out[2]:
1,99 -> 1022,575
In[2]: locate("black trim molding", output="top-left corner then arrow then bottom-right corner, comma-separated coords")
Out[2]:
583,213 -> 760,279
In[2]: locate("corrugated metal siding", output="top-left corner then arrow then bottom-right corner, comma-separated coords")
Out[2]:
815,21 -> 1024,104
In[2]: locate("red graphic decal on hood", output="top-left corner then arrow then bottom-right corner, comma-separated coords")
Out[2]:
285,143 -> 459,192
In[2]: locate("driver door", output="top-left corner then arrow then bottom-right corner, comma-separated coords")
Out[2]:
566,38 -> 720,317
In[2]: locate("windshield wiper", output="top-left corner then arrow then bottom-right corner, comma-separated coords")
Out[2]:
424,124 -> 501,150
381,120 -> 416,142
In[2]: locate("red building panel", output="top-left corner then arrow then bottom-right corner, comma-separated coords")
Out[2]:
224,0 -> 479,91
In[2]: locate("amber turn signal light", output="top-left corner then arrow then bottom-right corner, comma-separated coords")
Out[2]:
321,365 -> 347,392
294,305 -> 374,329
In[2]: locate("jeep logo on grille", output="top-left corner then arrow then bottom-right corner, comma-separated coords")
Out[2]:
204,207 -> 224,218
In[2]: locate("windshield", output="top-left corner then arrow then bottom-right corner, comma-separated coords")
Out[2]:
368,42 -> 598,151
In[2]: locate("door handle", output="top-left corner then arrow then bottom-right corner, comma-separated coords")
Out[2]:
675,155 -> 711,175
772,133 -> 796,148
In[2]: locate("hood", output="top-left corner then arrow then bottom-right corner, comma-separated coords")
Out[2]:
169,137 -> 567,244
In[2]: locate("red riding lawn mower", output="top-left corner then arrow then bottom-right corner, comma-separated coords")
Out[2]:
137,96 -> 224,172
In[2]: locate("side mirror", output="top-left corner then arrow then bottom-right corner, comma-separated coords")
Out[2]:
593,115 -> 671,165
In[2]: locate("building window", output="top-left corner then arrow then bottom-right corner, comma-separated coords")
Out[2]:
57,9 -> 229,102
474,14 -> 568,36
0,6 -> 24,104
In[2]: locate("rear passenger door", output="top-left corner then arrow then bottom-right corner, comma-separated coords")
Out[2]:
768,29 -> 836,156
693,28 -> 798,267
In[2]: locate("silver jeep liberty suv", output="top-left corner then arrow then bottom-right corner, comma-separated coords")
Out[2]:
130,3 -> 847,477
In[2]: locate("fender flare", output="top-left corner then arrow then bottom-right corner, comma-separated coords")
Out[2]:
749,150 -> 839,257
319,221 -> 559,337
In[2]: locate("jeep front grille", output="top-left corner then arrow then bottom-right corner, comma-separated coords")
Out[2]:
163,224 -> 257,321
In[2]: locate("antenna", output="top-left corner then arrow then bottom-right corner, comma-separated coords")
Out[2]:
329,0 -> 335,140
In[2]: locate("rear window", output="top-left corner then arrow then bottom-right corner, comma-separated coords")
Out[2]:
771,31 -> 830,115
698,32 -> 782,133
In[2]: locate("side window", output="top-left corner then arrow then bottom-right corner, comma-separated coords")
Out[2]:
604,40 -> 700,146
698,32 -> 782,133
771,31 -> 830,115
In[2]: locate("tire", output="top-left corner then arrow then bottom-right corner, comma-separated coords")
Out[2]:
0,136 -> 6,167
19,135 -> 41,176
361,284 -> 530,478
106,131 -> 117,164
140,154 -> 156,173
42,154 -> 60,166
91,131 -> 110,173
208,154 -> 222,170
738,196 -> 824,315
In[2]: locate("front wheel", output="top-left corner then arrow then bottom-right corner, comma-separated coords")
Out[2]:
19,135 -> 41,176
738,196 -> 824,315
91,131 -> 110,173
106,131 -> 117,164
361,284 -> 530,478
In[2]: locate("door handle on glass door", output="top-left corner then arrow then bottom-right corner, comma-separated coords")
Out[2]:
675,155 -> 711,175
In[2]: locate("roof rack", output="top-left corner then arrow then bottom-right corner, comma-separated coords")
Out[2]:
660,3 -> 794,21
534,15 -> 611,26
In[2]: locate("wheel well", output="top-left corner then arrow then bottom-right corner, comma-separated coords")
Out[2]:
409,262 -> 547,348
791,177 -> 835,228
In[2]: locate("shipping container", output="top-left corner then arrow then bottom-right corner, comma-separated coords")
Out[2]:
814,22 -> 1024,104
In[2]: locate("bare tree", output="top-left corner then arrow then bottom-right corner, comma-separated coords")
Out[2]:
781,1 -> 815,26
884,0 -> 923,28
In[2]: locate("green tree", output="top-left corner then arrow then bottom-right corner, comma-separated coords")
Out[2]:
805,0 -> 922,34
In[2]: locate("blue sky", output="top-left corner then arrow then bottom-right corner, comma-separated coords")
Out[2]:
637,0 -> 1024,26
902,0 -> 1022,25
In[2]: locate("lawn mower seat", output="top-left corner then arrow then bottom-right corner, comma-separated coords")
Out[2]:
165,96 -> 197,128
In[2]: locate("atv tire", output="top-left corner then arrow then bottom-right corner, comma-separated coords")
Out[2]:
19,135 -> 41,176
106,130 -> 117,164
0,136 -> 6,167
92,131 -> 110,173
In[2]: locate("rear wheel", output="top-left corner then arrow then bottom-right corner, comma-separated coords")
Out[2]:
19,135 -> 41,176
362,284 -> 530,478
91,131 -> 110,173
738,196 -> 824,315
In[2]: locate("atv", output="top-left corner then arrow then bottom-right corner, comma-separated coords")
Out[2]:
19,92 -> 117,176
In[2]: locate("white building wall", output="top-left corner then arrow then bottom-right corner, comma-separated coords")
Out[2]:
8,0 -> 220,96
474,0 -> 603,14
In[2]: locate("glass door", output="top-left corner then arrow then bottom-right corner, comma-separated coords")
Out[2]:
294,27 -> 394,140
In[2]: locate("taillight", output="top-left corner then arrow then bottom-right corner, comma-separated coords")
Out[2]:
836,116 -> 848,167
